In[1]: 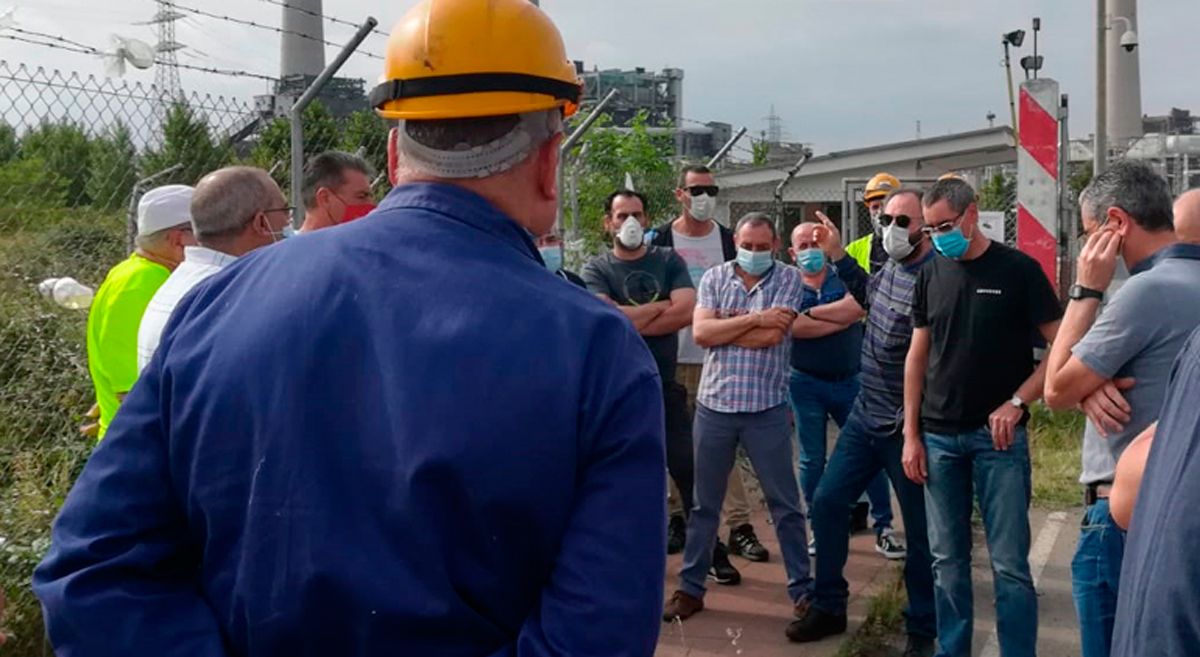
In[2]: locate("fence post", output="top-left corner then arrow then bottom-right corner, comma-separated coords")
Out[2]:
772,148 -> 813,240
1058,93 -> 1073,300
557,89 -> 619,236
290,18 -> 379,227
126,163 -> 184,252
706,127 -> 748,169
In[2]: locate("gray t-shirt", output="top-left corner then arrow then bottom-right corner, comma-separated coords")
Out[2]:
1073,250 -> 1200,484
582,246 -> 694,383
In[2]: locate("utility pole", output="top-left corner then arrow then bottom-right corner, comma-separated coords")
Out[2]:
1094,0 -> 1108,175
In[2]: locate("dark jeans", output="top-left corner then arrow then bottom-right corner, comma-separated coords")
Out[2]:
664,381 -> 694,516
788,369 -> 893,533
681,404 -> 812,603
809,408 -> 935,639
1072,498 -> 1125,657
925,426 -> 1037,657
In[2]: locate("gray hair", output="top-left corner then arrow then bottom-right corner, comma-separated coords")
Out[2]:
922,178 -> 978,214
1079,159 -> 1174,232
735,212 -> 777,240
190,167 -> 281,242
395,109 -> 562,180
302,151 -> 373,210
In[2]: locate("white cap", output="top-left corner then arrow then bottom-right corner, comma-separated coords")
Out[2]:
137,184 -> 194,236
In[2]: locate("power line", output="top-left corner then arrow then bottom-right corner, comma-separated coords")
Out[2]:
170,1 -> 384,60
0,33 -> 277,82
253,0 -> 391,39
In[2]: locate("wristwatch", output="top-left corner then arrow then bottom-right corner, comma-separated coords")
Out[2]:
1069,284 -> 1104,301
1010,394 -> 1028,411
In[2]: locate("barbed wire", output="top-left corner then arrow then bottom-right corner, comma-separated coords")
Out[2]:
253,0 -> 392,39
170,1 -> 384,60
0,33 -> 278,82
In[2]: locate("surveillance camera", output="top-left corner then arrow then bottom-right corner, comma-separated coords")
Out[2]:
1120,30 -> 1138,52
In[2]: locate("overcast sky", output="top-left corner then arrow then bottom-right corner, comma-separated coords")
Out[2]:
4,0 -> 1198,152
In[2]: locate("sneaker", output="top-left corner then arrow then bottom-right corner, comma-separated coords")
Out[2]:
667,515 -> 686,555
786,604 -> 848,642
728,523 -> 769,562
662,590 -> 704,622
707,541 -> 742,586
808,536 -> 817,557
875,528 -> 907,560
850,501 -> 870,533
903,634 -> 936,657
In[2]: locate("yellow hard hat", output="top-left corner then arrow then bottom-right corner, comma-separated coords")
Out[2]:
371,0 -> 583,121
938,172 -> 966,181
863,172 -> 901,202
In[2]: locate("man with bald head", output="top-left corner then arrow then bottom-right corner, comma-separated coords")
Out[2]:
137,166 -> 291,371
1175,188 -> 1200,244
785,220 -> 900,561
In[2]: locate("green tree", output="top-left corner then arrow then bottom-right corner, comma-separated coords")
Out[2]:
751,138 -> 771,166
141,103 -> 233,186
0,123 -> 17,163
248,101 -> 340,191
978,171 -> 1017,216
20,121 -> 93,206
1069,161 -> 1094,199
87,123 -> 138,211
568,111 -> 676,255
340,110 -> 389,182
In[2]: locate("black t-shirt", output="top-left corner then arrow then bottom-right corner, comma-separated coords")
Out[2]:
557,269 -> 587,288
912,242 -> 1062,434
582,247 -> 694,382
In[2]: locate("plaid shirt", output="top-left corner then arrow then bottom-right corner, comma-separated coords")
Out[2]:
697,261 -> 805,413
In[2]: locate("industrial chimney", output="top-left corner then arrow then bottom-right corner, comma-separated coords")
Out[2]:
281,0 -> 326,79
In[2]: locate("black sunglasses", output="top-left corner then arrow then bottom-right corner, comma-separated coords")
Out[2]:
879,213 -> 913,229
687,185 -> 719,197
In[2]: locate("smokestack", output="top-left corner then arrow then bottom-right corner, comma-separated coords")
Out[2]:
281,0 -> 327,79
1106,0 -> 1143,145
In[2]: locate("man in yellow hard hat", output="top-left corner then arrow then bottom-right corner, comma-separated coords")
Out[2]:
34,2 -> 667,655
846,172 -> 900,274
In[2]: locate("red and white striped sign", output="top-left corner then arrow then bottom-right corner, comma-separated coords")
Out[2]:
1016,78 -> 1061,286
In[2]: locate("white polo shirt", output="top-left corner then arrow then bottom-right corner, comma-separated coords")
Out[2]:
137,246 -> 238,372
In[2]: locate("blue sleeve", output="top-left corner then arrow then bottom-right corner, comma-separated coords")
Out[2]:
33,352 -> 230,657
833,255 -> 870,308
516,338 -> 666,657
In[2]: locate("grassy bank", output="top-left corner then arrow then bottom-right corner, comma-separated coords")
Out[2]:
1028,405 -> 1085,509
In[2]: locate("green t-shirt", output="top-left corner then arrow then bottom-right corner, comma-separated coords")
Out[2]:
86,253 -> 170,438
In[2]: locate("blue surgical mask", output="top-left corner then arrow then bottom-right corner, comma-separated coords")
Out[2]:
539,246 -> 563,274
736,248 -> 775,276
271,224 -> 296,242
797,248 -> 825,274
931,227 -> 970,259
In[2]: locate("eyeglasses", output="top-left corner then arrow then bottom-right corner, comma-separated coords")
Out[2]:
263,206 -> 294,216
687,185 -> 720,197
920,210 -> 966,236
879,214 -> 913,229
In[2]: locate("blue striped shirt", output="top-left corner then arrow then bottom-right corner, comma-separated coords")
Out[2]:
697,262 -> 805,413
856,251 -> 935,431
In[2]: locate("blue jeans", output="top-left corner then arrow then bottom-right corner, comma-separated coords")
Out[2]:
787,369 -> 893,533
810,408 -> 935,638
1072,498 -> 1125,657
924,426 -> 1036,657
681,404 -> 812,603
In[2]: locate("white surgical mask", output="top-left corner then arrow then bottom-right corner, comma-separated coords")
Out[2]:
616,217 -> 646,250
689,194 -> 716,222
882,223 -> 916,261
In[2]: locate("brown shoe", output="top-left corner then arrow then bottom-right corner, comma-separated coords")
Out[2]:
662,590 -> 704,622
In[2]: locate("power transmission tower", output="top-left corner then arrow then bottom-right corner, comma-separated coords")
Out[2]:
151,0 -> 185,100
764,104 -> 784,144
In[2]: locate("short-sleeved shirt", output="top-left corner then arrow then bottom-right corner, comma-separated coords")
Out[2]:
138,246 -> 239,373
582,246 -> 694,383
1112,326 -> 1200,657
86,253 -> 171,438
1073,244 -> 1200,484
696,262 -> 805,414
912,242 -> 1062,434
672,228 -> 728,365
857,251 -> 936,431
790,266 -> 864,380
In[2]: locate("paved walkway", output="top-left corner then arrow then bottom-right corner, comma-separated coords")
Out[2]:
656,507 -> 902,657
